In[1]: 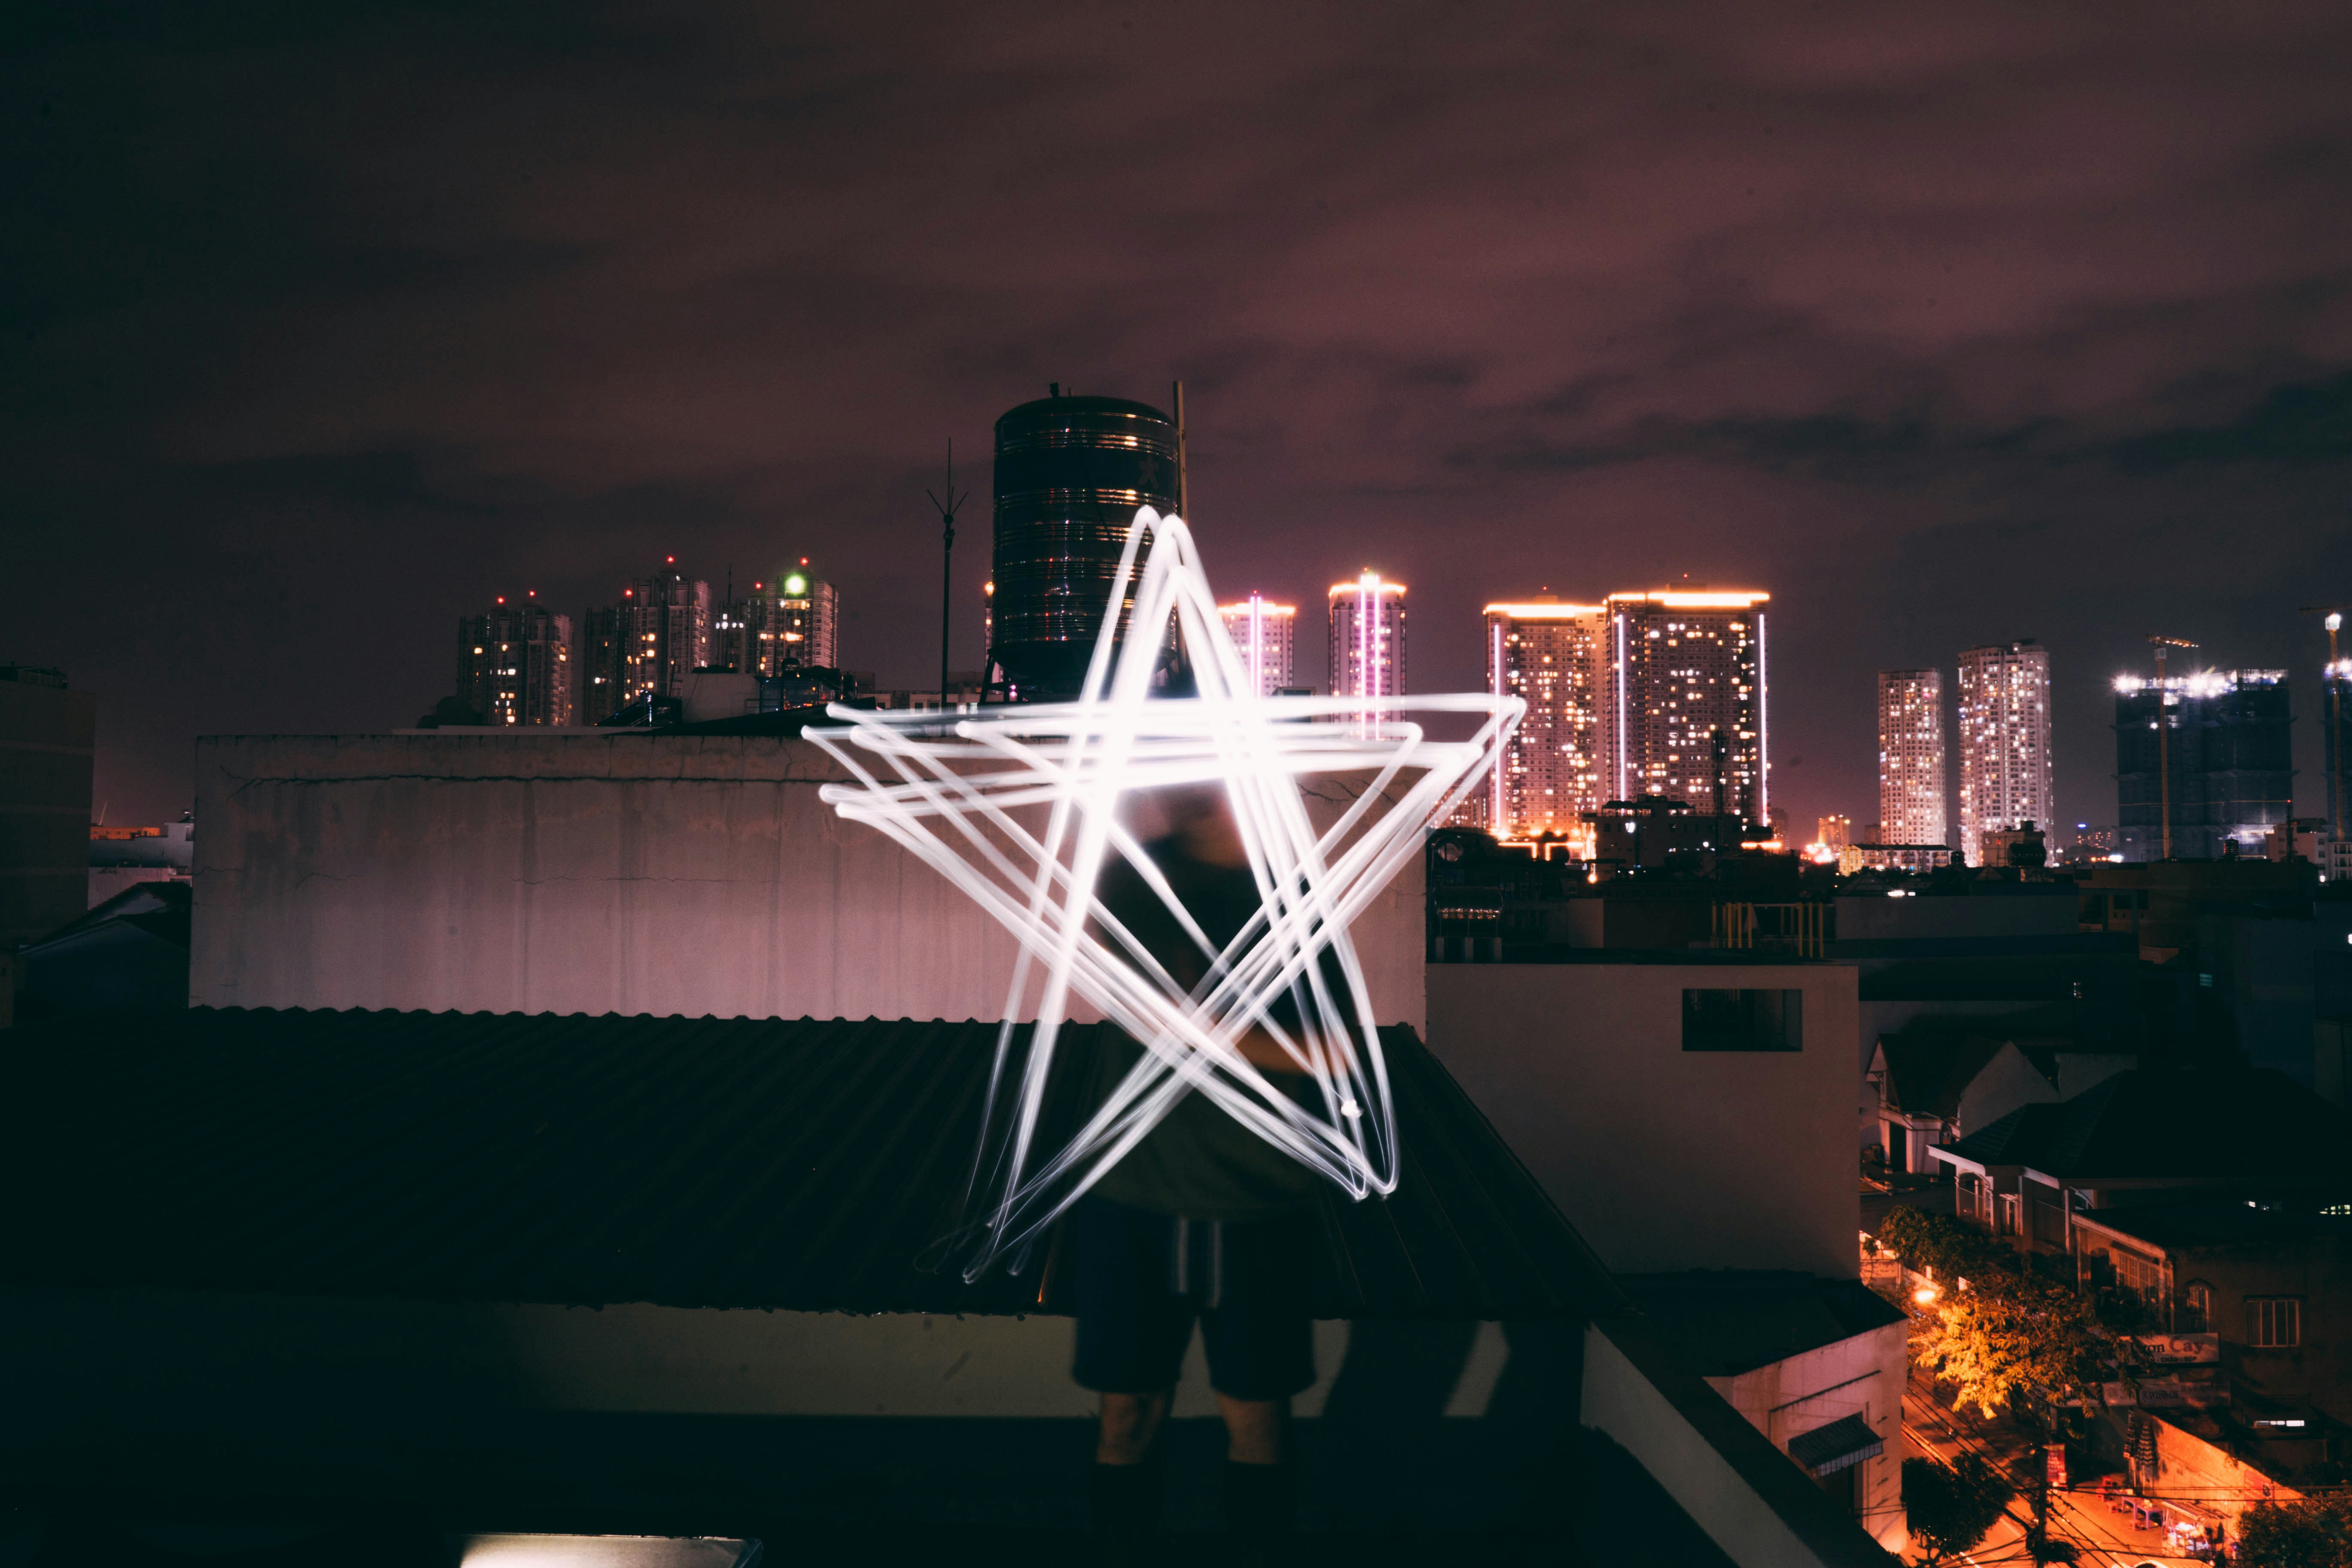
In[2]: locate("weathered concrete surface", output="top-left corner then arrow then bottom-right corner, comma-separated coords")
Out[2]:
1428,960 -> 1860,1279
192,732 -> 1425,1027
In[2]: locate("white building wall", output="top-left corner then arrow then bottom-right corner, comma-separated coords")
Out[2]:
1426,961 -> 1860,1278
190,732 -> 1425,1030
1707,1322 -> 1911,1558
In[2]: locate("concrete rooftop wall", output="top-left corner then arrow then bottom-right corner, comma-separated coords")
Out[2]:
190,731 -> 1425,1029
1833,890 -> 2080,943
1428,960 -> 1861,1278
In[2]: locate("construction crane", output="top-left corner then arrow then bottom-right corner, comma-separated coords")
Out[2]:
2300,606 -> 2348,855
2147,635 -> 2199,860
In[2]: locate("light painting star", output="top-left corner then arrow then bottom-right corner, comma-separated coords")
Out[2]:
809,510 -> 1522,1278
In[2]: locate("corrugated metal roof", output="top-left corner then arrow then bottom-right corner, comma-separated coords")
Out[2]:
1939,1066 -> 2352,1180
0,1007 -> 1624,1321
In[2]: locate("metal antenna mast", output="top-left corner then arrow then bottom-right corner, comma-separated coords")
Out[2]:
1172,380 -> 1189,518
928,442 -> 968,714
2300,607 -> 2348,855
2147,634 -> 2198,861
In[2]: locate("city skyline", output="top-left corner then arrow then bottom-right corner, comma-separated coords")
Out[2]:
13,6 -> 2352,835
440,539 -> 2350,863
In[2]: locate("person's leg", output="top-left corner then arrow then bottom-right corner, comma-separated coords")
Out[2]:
1099,1388 -> 1173,1465
1069,1199 -> 1193,1550
1214,1392 -> 1286,1465
1200,1217 -> 1317,1547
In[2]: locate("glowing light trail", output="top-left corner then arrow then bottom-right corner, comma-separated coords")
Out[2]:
809,510 -> 1521,1279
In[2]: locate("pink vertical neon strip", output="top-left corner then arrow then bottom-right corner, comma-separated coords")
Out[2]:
1490,616 -> 1507,831
1756,610 -> 1769,828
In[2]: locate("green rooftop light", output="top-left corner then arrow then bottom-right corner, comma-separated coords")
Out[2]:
784,574 -> 807,595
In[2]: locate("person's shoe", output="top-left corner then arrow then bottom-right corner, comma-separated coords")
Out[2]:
1223,1460 -> 1296,1564
1090,1461 -> 1162,1565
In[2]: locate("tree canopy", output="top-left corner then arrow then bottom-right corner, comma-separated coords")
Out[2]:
2237,1494 -> 2352,1568
1902,1453 -> 2014,1566
1876,1205 -> 2110,1420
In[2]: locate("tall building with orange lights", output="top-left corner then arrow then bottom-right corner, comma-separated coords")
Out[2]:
1601,592 -> 1769,823
457,595 -> 574,726
1877,668 -> 1947,846
715,567 -> 834,676
580,561 -> 710,717
1328,573 -> 1406,712
1218,595 -> 1297,697
1483,600 -> 1607,838
764,564 -> 838,671
1956,640 -> 2053,865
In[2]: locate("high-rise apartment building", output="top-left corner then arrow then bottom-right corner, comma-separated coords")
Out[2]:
1956,640 -> 2054,865
626,562 -> 710,700
1219,595 -> 1298,697
1601,592 -> 1769,823
580,561 -> 710,719
1876,669 -> 1947,847
762,565 -> 839,672
1483,601 -> 1607,839
578,605 -> 626,722
2113,668 -> 2292,861
458,595 -> 574,727
1816,815 -> 1851,851
1328,573 -> 1407,713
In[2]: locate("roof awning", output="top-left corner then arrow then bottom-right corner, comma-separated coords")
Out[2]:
1787,1414 -> 1884,1477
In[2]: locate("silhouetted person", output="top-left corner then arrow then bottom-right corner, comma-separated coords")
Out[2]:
1071,786 -> 1338,1562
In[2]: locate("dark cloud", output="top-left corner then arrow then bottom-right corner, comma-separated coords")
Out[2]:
6,0 -> 2352,833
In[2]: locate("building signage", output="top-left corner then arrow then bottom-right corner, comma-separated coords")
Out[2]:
2136,1332 -> 2221,1366
2109,1374 -> 2230,1409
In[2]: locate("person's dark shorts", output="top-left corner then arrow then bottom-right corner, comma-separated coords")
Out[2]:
1066,1196 -> 1316,1402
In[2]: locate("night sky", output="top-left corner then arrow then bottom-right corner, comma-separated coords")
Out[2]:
9,3 -> 2352,834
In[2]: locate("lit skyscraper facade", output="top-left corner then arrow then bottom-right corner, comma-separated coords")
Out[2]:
581,562 -> 710,717
458,596 -> 574,726
1483,601 -> 1606,839
1956,640 -> 2054,864
1219,595 -> 1297,697
1601,592 -> 1768,822
764,565 -> 839,671
1327,573 -> 1407,714
1876,669 -> 1947,846
712,575 -> 839,676
2113,668 -> 2292,861
627,563 -> 710,698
